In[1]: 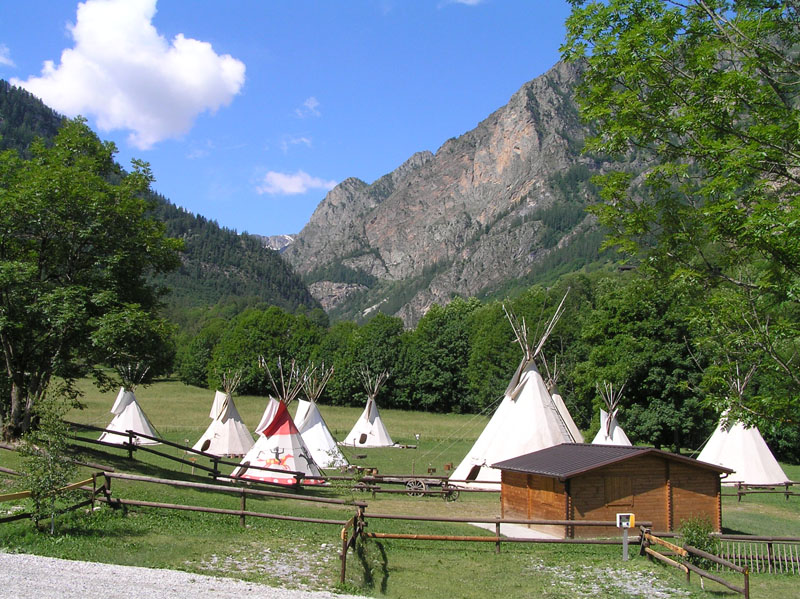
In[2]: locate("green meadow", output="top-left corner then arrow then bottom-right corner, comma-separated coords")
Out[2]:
0,379 -> 798,599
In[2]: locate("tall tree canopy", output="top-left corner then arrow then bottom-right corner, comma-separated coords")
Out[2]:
563,0 -> 800,422
0,118 -> 182,439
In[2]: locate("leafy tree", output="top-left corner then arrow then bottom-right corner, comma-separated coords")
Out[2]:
568,275 -> 710,450
400,298 -> 480,413
562,0 -> 800,421
18,397 -> 77,534
208,306 -> 324,394
0,118 -> 181,439
176,317 -> 227,388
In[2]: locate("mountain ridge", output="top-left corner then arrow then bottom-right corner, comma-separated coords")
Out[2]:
285,60 -> 615,325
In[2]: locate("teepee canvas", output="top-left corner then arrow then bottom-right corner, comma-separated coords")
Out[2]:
698,415 -> 789,485
193,372 -> 254,457
695,362 -> 789,485
99,386 -> 160,446
295,364 -> 348,468
591,381 -> 631,446
341,368 -> 394,448
450,296 -> 581,489
232,359 -> 325,486
542,354 -> 584,444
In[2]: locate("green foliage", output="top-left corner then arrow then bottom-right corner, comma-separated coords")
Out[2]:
678,515 -> 719,569
208,306 -> 325,394
151,197 -> 321,316
0,80 -> 64,156
0,118 -> 181,439
18,399 -> 77,534
562,0 -> 800,421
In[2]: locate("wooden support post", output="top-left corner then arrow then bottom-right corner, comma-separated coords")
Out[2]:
340,526 -> 348,584
240,489 -> 246,528
744,567 -> 749,599
495,521 -> 501,554
768,542 -> 774,573
91,473 -> 96,512
127,431 -> 134,460
212,458 -> 219,481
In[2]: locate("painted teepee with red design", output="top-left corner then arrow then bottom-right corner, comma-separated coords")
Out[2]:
231,359 -> 325,486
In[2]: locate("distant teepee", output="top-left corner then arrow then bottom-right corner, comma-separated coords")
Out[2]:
542,353 -> 584,444
697,363 -> 789,485
232,358 -> 325,486
193,370 -> 254,457
341,367 -> 394,448
591,380 -> 631,446
450,293 -> 581,488
295,363 -> 348,468
99,363 -> 160,446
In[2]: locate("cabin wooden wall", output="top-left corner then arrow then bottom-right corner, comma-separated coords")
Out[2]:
501,471 -> 566,538
670,461 -> 722,531
501,455 -> 722,539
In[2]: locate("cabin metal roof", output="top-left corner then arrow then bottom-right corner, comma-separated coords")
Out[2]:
492,443 -> 733,481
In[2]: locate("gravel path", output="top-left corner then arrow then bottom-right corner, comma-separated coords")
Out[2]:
0,552 -> 363,599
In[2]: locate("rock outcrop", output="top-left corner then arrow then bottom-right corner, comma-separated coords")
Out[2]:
284,61 -> 610,325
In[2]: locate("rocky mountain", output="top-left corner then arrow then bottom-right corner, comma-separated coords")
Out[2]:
284,61 -> 616,325
253,234 -> 296,252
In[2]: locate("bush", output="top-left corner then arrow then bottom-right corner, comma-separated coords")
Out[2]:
679,515 -> 719,568
18,399 -> 78,534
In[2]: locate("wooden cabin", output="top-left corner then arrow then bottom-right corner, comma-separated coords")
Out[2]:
493,444 -> 732,538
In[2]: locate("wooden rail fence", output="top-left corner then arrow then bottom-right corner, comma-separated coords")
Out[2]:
642,528 -> 750,598
722,481 -> 799,501
716,535 -> 800,574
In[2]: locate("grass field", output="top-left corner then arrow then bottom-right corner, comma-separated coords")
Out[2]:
1,379 -> 799,598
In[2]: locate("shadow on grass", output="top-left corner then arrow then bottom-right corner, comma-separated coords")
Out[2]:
355,538 -> 389,593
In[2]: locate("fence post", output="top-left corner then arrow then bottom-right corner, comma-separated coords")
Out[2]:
240,488 -> 246,528
767,542 -> 774,573
127,431 -> 134,460
744,567 -> 749,599
212,458 -> 219,481
340,523 -> 349,584
495,520 -> 501,554
91,473 -> 96,512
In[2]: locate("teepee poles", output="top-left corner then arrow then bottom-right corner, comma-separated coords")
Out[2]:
597,380 -> 626,437
302,362 -> 334,403
359,365 -> 389,401
116,362 -> 150,391
259,356 -> 307,405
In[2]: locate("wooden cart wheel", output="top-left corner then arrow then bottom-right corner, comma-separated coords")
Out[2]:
405,479 -> 427,497
442,487 -> 460,502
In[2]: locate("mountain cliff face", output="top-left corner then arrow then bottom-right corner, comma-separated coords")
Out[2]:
284,61 -> 611,325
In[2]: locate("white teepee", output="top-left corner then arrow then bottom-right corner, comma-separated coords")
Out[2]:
695,362 -> 789,485
450,295 -> 581,489
232,359 -> 325,486
99,387 -> 160,446
542,354 -> 584,444
193,371 -> 254,457
341,367 -> 394,448
591,381 -> 631,446
295,364 -> 348,469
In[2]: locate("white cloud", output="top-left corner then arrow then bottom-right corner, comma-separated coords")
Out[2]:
295,96 -> 321,118
280,135 -> 312,153
257,170 -> 337,195
0,44 -> 14,67
11,0 -> 245,149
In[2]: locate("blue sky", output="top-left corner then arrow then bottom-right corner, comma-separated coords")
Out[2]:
0,1 -> 573,236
